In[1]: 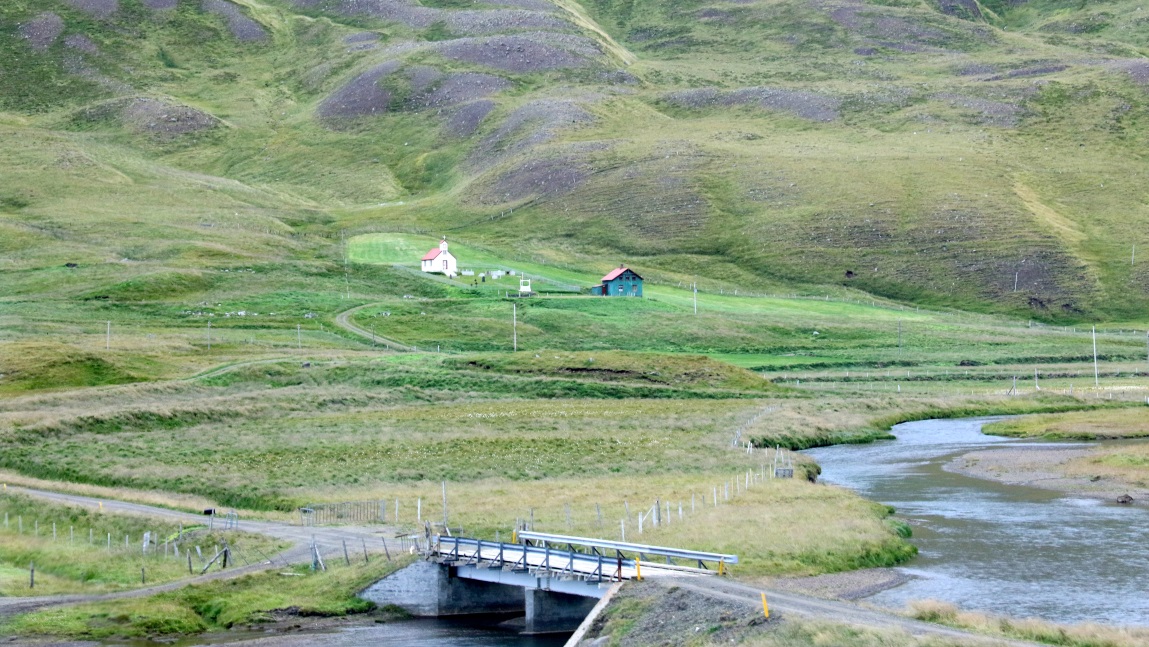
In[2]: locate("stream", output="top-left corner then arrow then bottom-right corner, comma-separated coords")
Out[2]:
804,417 -> 1149,626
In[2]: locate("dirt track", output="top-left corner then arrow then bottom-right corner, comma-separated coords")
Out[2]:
333,302 -> 413,351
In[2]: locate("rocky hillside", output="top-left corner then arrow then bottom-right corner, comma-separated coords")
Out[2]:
2,0 -> 1148,319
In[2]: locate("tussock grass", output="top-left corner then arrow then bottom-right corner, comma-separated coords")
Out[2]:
0,493 -> 285,596
907,599 -> 1149,647
984,408 -> 1149,440
319,473 -> 911,576
730,619 -> 1020,646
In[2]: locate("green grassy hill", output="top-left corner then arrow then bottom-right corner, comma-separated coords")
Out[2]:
2,0 -> 1149,327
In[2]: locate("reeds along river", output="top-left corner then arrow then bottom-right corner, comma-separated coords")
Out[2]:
805,418 -> 1149,626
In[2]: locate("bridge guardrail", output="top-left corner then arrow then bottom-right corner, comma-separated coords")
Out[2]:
434,535 -> 636,582
516,531 -> 738,570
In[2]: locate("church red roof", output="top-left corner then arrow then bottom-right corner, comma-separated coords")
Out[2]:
422,248 -> 442,261
602,267 -> 641,281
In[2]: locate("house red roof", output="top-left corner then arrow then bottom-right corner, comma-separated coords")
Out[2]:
602,267 -> 641,282
422,248 -> 442,261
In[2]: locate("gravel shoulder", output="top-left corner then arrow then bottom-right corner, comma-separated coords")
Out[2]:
750,568 -> 909,601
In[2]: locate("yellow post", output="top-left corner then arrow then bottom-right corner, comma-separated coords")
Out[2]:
718,560 -> 725,576
635,560 -> 643,581
511,529 -> 517,544
761,592 -> 769,619
98,502 -> 103,511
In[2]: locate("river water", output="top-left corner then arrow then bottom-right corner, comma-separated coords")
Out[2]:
109,616 -> 570,646
805,418 -> 1149,626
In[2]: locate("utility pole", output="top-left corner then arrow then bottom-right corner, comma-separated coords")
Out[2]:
1093,325 -> 1099,387
898,320 -> 903,352
1014,272 -> 1019,292
206,321 -> 211,351
693,281 -> 698,315
297,324 -> 302,350
105,321 -> 110,350
513,302 -> 517,352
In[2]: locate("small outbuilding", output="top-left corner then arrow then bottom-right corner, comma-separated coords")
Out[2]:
590,266 -> 643,297
421,238 -> 458,278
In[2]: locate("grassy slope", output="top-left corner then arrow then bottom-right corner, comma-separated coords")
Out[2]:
0,493 -> 284,596
1,0 -> 1149,325
0,557 -> 413,639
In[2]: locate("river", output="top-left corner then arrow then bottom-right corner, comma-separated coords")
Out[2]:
108,616 -> 570,646
804,417 -> 1149,626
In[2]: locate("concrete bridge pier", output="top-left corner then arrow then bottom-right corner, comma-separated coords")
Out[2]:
360,561 -> 604,634
361,560 -> 523,616
524,588 -> 599,634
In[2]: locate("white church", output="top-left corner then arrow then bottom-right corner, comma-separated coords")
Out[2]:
421,238 -> 458,278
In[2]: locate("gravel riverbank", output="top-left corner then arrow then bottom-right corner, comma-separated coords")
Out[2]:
945,444 -> 1148,505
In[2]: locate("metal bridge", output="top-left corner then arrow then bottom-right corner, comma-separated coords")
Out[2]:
517,531 -> 738,571
430,531 -> 738,598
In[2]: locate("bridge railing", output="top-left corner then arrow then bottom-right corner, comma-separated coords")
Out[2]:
516,530 -> 738,571
433,536 -> 637,582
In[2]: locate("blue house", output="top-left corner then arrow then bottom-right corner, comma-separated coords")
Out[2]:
590,266 -> 643,297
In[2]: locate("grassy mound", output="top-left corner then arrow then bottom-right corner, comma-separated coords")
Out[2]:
83,270 -> 215,302
445,350 -> 775,392
0,342 -> 141,392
